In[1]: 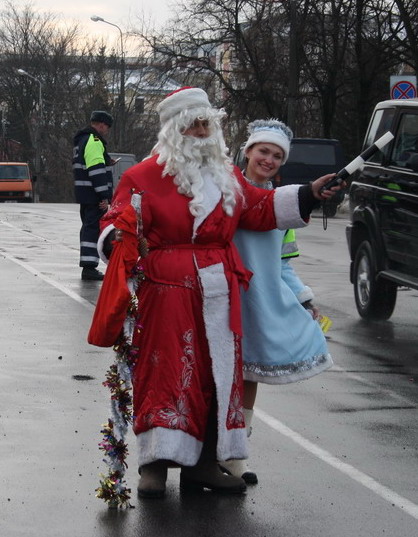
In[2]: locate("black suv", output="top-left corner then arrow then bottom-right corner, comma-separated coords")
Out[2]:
235,138 -> 346,217
279,138 -> 346,217
346,98 -> 418,319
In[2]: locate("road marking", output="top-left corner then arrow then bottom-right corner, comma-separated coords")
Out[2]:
0,250 -> 94,311
255,407 -> 418,520
3,218 -> 418,519
1,219 -> 69,245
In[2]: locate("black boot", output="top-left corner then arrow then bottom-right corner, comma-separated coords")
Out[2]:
81,267 -> 104,280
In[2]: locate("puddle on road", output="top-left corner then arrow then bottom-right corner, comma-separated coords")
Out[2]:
72,374 -> 95,381
329,404 -> 416,413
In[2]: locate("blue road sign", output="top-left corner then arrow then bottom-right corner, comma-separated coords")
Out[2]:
391,80 -> 417,99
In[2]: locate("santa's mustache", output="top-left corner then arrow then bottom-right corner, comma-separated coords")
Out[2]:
181,135 -> 219,161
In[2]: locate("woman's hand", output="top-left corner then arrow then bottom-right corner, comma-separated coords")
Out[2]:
302,300 -> 320,320
311,174 -> 346,200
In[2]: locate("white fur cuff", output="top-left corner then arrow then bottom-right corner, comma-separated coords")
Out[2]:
273,185 -> 307,229
298,286 -> 315,303
97,224 -> 115,265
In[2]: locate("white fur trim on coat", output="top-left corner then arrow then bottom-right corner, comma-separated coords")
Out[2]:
97,224 -> 115,265
198,262 -> 248,461
192,169 -> 222,239
298,285 -> 315,303
273,185 -> 307,229
136,427 -> 202,467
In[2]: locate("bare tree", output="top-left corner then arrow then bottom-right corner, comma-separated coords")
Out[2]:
334,0 -> 402,155
138,0 -> 410,157
138,0 -> 298,150
0,2 -> 113,201
391,0 -> 418,73
1,1 -> 414,201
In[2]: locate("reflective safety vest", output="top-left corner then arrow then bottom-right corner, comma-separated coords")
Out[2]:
281,228 -> 299,259
73,127 -> 113,204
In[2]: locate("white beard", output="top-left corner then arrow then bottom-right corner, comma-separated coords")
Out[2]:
170,136 -> 240,217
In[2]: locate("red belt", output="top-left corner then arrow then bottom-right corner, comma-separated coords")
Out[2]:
150,242 -> 252,336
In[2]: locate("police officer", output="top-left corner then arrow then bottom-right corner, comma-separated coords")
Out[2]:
73,111 -> 114,280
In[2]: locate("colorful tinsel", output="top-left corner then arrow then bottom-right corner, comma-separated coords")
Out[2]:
95,265 -> 144,508
96,194 -> 146,508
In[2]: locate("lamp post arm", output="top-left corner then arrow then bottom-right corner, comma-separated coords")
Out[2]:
90,16 -> 125,150
17,70 -> 43,123
38,81 -> 43,125
106,22 -> 125,150
17,68 -> 43,199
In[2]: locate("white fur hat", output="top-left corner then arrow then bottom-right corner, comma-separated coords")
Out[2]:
244,119 -> 293,163
157,87 -> 212,125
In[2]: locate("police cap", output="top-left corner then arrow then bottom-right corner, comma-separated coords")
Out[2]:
90,110 -> 113,127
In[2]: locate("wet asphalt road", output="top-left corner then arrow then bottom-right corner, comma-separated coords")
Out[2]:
1,203 -> 418,537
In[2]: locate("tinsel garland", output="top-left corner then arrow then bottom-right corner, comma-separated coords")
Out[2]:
96,193 -> 148,508
96,264 -> 144,508
95,264 -> 144,508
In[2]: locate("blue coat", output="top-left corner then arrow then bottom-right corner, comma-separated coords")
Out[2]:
234,193 -> 332,384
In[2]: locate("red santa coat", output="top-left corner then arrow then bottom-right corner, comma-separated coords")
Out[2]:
97,155 -> 306,467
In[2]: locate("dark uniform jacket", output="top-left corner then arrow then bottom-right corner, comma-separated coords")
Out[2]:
73,126 -> 113,204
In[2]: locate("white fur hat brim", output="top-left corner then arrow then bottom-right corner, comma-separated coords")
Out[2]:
244,130 -> 291,163
157,87 -> 212,124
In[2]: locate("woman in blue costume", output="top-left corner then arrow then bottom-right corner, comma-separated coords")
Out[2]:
221,120 -> 333,484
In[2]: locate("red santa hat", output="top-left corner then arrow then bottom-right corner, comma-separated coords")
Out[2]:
157,86 -> 212,124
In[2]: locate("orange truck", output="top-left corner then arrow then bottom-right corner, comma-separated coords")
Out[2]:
0,162 -> 34,202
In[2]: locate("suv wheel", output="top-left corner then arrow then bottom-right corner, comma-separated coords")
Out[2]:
353,240 -> 397,320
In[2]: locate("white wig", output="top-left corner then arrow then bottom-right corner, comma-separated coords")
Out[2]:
152,102 -> 241,217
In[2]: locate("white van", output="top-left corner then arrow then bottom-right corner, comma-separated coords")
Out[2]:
109,153 -> 137,188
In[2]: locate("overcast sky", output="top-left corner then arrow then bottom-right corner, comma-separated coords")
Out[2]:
35,0 -> 173,24
30,0 -> 176,51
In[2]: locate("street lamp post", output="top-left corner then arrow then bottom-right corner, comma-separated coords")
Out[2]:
17,68 -> 43,201
287,1 -> 299,133
1,106 -> 8,159
91,15 -> 125,151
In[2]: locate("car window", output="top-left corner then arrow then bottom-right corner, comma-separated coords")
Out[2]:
391,112 -> 418,168
0,166 -> 12,179
364,108 -> 395,164
234,147 -> 245,170
287,144 -> 337,165
0,165 -> 29,180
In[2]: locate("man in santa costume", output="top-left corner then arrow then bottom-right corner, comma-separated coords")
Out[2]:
96,87 -> 341,498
